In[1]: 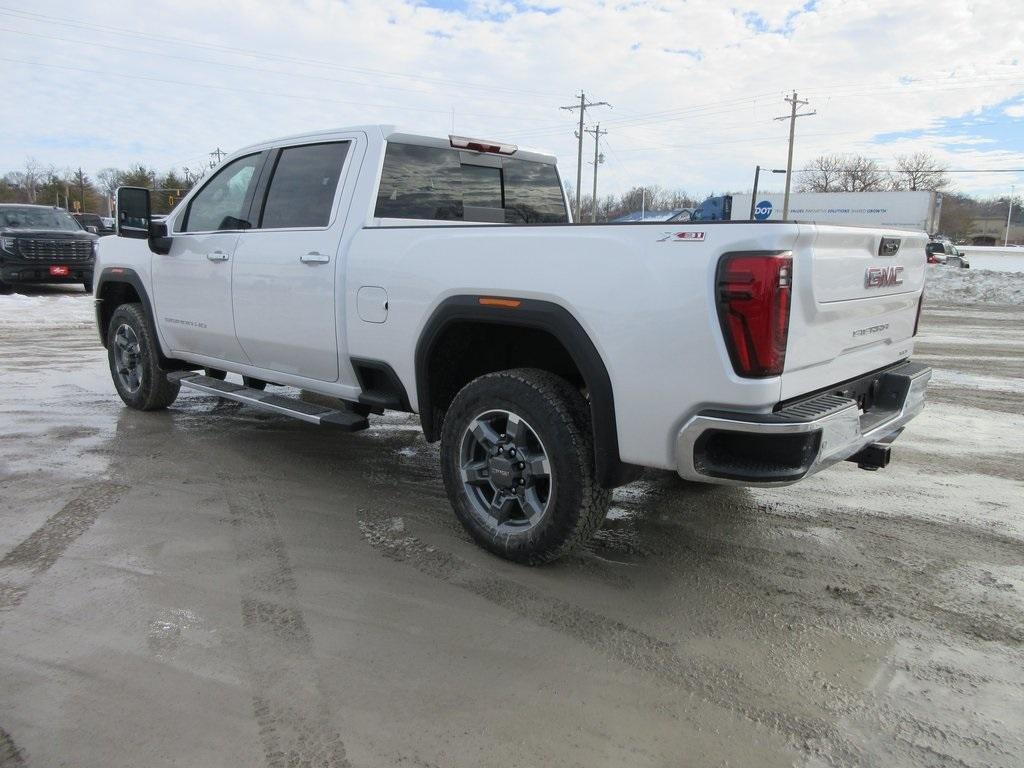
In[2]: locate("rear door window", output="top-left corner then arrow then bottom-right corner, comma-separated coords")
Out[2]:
259,142 -> 350,229
374,143 -> 567,224
502,158 -> 568,223
374,144 -> 463,221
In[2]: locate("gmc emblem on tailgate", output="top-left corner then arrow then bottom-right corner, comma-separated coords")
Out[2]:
865,266 -> 904,289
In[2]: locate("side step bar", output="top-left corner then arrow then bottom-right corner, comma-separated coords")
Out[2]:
170,373 -> 369,432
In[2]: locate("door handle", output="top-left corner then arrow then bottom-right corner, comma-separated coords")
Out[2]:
300,251 -> 330,264
206,250 -> 229,261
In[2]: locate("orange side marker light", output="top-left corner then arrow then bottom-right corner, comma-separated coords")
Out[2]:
478,297 -> 521,309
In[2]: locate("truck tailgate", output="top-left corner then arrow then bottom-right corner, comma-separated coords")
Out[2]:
781,225 -> 926,400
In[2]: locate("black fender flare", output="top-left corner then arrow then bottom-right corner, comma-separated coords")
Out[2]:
95,267 -> 190,371
414,295 -> 640,488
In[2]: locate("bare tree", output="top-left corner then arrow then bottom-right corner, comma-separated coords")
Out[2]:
182,166 -> 205,187
841,155 -> 886,192
937,194 -> 976,241
797,154 -> 887,192
96,167 -> 123,199
20,158 -> 42,203
796,154 -> 845,192
889,152 -> 949,191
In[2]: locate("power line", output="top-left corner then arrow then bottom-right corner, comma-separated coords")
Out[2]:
560,91 -> 611,222
0,25 -> 558,115
793,168 -> 1024,173
0,6 -> 562,99
0,56 -> 527,121
508,71 -> 1024,141
508,96 -> 777,140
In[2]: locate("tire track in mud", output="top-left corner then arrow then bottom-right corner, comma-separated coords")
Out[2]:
227,487 -> 350,768
0,480 -> 128,610
356,425 -> 1024,765
356,511 -> 862,764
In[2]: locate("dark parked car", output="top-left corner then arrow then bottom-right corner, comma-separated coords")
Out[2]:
73,212 -> 115,236
0,204 -> 98,293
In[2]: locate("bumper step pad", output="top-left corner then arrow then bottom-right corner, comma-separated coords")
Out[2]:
170,373 -> 369,432
676,360 -> 932,485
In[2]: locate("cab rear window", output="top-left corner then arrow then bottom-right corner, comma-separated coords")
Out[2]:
374,143 -> 567,224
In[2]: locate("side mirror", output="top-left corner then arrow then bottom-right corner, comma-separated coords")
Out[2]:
117,187 -> 151,239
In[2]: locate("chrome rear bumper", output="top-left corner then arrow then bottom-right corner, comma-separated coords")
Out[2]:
675,361 -> 931,486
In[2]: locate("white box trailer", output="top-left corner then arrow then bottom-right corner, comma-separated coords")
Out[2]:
696,191 -> 942,233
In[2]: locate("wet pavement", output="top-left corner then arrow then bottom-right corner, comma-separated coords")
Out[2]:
0,287 -> 1022,767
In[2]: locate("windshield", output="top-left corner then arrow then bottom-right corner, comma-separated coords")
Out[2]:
0,206 -> 83,232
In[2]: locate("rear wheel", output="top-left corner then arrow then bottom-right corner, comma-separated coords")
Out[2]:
107,303 -> 180,411
440,368 -> 609,564
205,368 -> 227,380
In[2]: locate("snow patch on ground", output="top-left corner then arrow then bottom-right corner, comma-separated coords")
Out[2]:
925,265 -> 1024,307
0,292 -> 94,327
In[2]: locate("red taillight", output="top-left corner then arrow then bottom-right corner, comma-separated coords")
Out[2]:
716,252 -> 793,377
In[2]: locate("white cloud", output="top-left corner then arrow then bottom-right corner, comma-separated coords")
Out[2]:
2,0 -> 1023,196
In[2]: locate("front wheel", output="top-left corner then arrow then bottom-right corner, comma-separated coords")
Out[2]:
107,303 -> 180,411
440,368 -> 610,564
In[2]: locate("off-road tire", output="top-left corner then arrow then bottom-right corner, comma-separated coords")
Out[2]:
440,368 -> 610,564
107,302 -> 180,411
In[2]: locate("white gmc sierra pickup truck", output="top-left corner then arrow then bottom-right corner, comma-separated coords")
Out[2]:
94,125 -> 931,563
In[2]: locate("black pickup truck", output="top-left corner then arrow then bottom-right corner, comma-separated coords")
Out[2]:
0,204 -> 98,293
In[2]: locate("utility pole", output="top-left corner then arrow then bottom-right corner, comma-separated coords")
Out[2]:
750,166 -> 762,219
209,147 -> 227,168
584,124 -> 607,223
774,91 -> 815,220
1006,185 -> 1015,247
76,167 -> 87,213
560,91 -> 610,222
750,166 -> 788,219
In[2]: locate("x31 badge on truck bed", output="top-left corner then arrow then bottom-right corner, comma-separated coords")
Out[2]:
656,231 -> 706,242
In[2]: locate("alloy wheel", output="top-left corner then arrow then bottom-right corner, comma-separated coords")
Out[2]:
113,323 -> 143,393
458,409 -> 553,533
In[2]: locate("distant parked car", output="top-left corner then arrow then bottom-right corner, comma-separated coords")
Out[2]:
945,244 -> 970,268
73,212 -> 115,236
0,204 -> 97,293
926,240 -> 969,268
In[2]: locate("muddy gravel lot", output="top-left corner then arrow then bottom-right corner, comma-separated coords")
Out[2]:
0,287 -> 1021,768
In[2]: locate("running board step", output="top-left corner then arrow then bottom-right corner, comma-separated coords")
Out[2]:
170,373 -> 369,431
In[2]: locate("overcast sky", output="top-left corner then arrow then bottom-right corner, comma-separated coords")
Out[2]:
3,0 -> 1023,198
